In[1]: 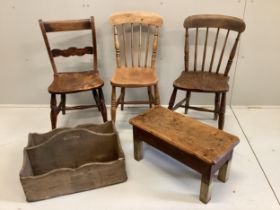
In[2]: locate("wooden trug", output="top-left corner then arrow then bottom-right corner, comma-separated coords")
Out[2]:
20,121 -> 127,202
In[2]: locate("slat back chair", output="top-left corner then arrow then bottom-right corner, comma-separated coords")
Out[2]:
168,15 -> 245,130
109,11 -> 163,122
39,17 -> 107,129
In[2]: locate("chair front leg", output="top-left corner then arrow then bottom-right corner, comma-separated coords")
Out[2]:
120,87 -> 125,110
218,92 -> 226,130
111,85 -> 117,122
98,88 -> 108,122
50,93 -> 58,129
168,88 -> 177,110
61,94 -> 66,115
92,89 -> 101,111
154,84 -> 160,105
184,91 -> 191,114
214,93 -> 221,120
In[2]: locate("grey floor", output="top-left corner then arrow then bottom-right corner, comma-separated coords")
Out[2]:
0,106 -> 279,210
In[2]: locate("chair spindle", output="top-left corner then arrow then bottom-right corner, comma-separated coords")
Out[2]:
216,29 -> 230,74
184,29 -> 189,71
114,26 -> 121,68
131,23 -> 134,67
144,25 -> 150,68
122,24 -> 128,67
138,24 -> 142,67
209,28 -> 220,72
201,27 -> 209,72
151,26 -> 159,68
194,28 -> 199,72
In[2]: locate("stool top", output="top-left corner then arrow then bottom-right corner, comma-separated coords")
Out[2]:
129,106 -> 239,165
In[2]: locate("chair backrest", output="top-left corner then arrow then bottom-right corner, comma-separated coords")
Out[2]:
183,14 -> 245,76
109,11 -> 163,69
39,17 -> 98,74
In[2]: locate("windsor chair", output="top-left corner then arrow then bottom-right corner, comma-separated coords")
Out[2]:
39,17 -> 107,129
109,11 -> 163,122
168,15 -> 246,130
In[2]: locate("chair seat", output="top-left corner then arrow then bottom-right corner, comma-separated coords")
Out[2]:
48,70 -> 104,93
111,67 -> 158,87
173,71 -> 229,92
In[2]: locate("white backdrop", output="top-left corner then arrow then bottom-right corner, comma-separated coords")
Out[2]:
0,0 -> 279,105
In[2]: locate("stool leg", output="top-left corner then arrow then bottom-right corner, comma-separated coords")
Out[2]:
133,128 -> 143,161
218,158 -> 232,182
200,174 -> 213,204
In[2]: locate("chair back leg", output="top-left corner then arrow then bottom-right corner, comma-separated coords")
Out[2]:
154,84 -> 160,105
92,89 -> 101,111
61,94 -> 66,115
214,93 -> 221,120
98,88 -> 108,122
120,88 -> 125,110
147,86 -> 153,108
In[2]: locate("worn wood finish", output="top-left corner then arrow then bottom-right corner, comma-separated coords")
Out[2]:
129,107 -> 239,203
20,122 -> 127,202
168,14 -> 245,130
109,11 -> 163,26
109,11 -> 163,121
39,17 -> 107,128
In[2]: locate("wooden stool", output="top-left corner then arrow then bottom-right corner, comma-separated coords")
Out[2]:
129,106 -> 239,203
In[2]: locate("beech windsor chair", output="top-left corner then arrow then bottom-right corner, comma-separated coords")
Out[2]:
168,14 -> 245,130
109,11 -> 163,122
39,17 -> 107,129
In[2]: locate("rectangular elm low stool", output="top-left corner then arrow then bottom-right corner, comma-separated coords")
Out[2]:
129,106 -> 239,204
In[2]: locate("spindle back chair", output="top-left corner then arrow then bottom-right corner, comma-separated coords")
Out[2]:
39,17 -> 107,129
109,11 -> 163,122
168,14 -> 245,130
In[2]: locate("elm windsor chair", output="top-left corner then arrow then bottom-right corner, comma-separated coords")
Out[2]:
39,17 -> 107,129
168,14 -> 245,130
109,11 -> 163,122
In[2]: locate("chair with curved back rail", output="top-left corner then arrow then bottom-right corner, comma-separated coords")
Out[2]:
39,17 -> 107,129
109,11 -> 163,122
168,15 -> 245,130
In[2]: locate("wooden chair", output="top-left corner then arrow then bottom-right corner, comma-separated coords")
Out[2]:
39,17 -> 107,129
168,15 -> 245,130
109,11 -> 163,122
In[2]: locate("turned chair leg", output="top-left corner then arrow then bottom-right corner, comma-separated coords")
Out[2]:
111,86 -> 117,122
120,87 -> 125,111
50,93 -> 58,129
184,91 -> 191,114
154,84 -> 160,105
61,94 -> 66,115
147,86 -> 153,108
92,89 -> 101,111
214,93 -> 221,120
168,88 -> 177,110
200,174 -> 213,204
218,92 -> 226,130
98,88 -> 107,122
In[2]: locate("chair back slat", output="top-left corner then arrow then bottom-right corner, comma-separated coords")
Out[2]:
109,11 -> 163,69
122,24 -> 128,67
131,23 -> 135,67
209,28 -> 220,73
51,47 -> 93,57
113,26 -> 121,68
224,33 -> 241,76
183,14 -> 245,76
194,28 -> 199,71
138,24 -> 142,67
43,19 -> 91,32
144,25 -> 150,68
201,27 -> 209,72
216,29 -> 230,74
39,17 -> 98,74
